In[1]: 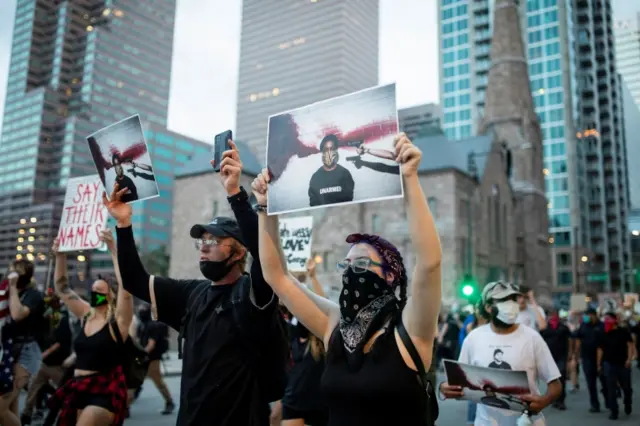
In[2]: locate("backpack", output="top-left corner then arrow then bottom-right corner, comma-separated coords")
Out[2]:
178,276 -> 290,403
397,320 -> 439,426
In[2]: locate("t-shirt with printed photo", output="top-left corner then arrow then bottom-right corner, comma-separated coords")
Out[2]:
458,324 -> 561,426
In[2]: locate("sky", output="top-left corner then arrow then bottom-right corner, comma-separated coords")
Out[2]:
0,0 -> 440,143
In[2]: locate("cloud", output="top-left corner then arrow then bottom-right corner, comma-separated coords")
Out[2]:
166,0 -> 241,143
0,0 -> 440,141
380,0 -> 439,108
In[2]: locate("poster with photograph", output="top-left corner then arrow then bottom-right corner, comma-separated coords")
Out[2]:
266,84 -> 402,215
87,114 -> 159,204
444,360 -> 531,412
279,216 -> 313,272
58,175 -> 108,252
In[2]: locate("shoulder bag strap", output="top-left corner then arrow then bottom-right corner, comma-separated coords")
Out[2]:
149,276 -> 158,321
397,319 -> 429,389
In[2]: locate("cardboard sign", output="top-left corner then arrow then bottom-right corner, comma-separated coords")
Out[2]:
623,293 -> 638,307
58,175 -> 107,252
279,216 -> 313,272
569,293 -> 588,312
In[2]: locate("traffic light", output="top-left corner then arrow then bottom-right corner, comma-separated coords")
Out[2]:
459,274 -> 478,301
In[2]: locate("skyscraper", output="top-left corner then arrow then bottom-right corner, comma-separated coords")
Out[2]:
613,13 -> 640,106
398,103 -> 443,140
235,0 -> 379,162
438,0 -> 631,291
0,0 -> 187,280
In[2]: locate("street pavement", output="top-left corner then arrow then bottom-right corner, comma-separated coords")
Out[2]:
20,366 -> 640,425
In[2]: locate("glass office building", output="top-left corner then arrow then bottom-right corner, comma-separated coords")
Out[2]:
438,0 -> 631,291
235,0 -> 379,163
0,0 -> 204,280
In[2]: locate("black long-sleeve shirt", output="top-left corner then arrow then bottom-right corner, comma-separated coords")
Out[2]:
115,186 -> 275,426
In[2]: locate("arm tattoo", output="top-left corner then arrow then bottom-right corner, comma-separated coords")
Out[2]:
55,276 -> 70,293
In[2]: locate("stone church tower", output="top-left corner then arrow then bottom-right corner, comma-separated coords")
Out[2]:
479,0 -> 552,300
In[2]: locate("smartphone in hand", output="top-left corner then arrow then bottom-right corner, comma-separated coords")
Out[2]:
213,130 -> 233,172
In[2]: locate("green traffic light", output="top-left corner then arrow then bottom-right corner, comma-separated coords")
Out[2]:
462,285 -> 474,297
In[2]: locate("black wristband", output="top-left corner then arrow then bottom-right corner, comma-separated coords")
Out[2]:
255,204 -> 267,213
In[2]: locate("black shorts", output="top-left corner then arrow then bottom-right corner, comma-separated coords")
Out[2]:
76,394 -> 114,413
281,405 -> 328,426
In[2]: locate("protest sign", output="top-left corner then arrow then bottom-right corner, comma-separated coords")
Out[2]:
279,216 -> 313,272
87,114 -> 159,204
444,360 -> 530,413
266,83 -> 401,215
569,293 -> 587,312
58,175 -> 107,252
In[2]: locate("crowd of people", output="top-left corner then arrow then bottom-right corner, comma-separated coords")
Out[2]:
0,229 -> 174,426
437,284 -> 639,424
0,132 -> 636,425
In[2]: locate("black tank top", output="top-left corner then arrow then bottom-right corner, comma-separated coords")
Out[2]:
74,317 -> 122,372
282,338 -> 326,411
320,324 -> 427,426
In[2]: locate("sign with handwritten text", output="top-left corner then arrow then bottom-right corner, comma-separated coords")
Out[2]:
280,216 -> 313,272
58,175 -> 107,252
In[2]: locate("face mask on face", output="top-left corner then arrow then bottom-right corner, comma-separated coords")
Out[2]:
199,254 -> 236,282
604,316 -> 617,332
90,291 -> 109,308
323,150 -> 338,167
583,314 -> 591,324
492,300 -> 520,327
339,269 -> 390,323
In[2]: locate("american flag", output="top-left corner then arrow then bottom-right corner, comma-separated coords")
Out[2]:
0,280 -> 10,330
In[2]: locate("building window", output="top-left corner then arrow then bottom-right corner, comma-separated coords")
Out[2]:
212,200 -> 219,218
322,250 -> 331,273
557,271 -> 572,286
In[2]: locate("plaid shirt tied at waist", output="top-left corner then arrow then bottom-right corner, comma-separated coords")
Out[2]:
46,366 -> 128,426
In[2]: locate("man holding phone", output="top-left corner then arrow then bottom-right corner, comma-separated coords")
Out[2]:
105,134 -> 289,426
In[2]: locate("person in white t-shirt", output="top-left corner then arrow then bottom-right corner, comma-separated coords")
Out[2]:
515,286 -> 547,331
439,281 -> 562,426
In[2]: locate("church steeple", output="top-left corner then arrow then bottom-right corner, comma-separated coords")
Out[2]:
480,0 -> 545,194
480,0 -> 552,302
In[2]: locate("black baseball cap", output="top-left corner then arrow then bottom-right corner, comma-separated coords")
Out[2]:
189,216 -> 245,246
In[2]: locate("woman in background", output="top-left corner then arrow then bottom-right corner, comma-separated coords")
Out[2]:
280,259 -> 328,426
48,229 -> 134,425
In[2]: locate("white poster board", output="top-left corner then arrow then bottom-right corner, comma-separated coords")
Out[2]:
58,175 -> 108,252
569,293 -> 587,312
279,216 -> 313,272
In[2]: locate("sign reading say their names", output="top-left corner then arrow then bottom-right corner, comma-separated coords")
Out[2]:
279,216 -> 313,272
58,175 -> 107,252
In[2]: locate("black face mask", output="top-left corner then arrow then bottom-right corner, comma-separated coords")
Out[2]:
339,269 -> 390,323
138,309 -> 152,322
199,254 -> 236,282
90,291 -> 109,308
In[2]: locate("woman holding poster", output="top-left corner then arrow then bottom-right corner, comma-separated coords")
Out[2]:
46,230 -> 134,426
253,133 -> 442,425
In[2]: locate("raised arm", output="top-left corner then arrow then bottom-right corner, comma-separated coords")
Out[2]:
306,258 -> 325,298
397,133 -> 442,342
252,169 -> 338,342
51,238 -> 91,319
216,140 -> 274,308
101,229 -> 133,339
104,185 -> 195,330
132,161 -> 153,172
